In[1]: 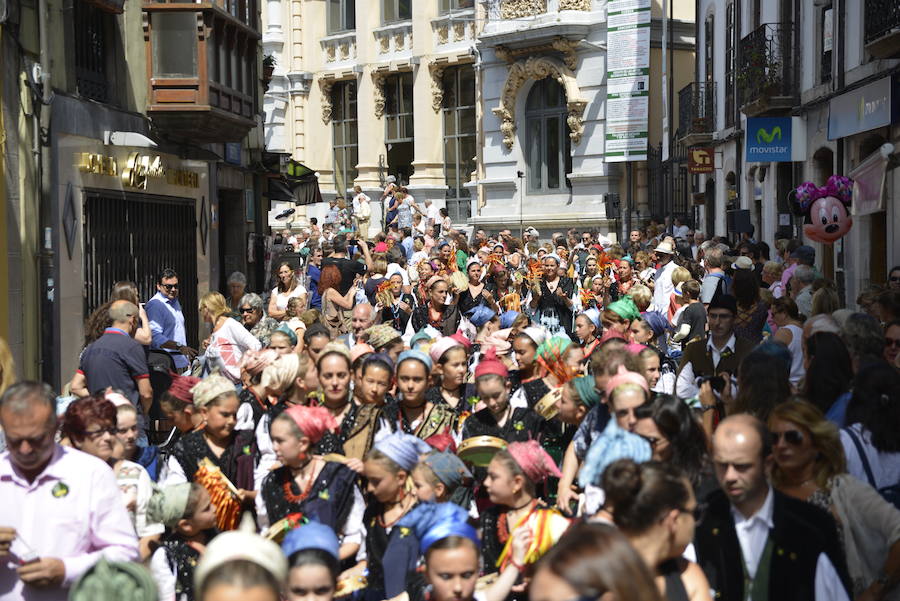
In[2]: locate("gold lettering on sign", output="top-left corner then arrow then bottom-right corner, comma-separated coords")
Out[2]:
122,153 -> 166,189
167,169 -> 199,188
77,153 -> 119,176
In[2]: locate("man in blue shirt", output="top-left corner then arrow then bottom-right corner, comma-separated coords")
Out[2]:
400,227 -> 414,261
145,268 -> 197,372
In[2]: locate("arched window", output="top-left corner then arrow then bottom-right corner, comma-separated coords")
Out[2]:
525,78 -> 571,193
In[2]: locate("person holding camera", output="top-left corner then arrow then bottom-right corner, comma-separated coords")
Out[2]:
675,290 -> 754,432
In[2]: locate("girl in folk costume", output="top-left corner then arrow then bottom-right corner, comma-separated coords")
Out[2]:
161,373 -> 257,530
426,337 -> 473,416
312,342 -> 383,462
479,441 -> 570,580
460,348 -> 544,444
256,405 -> 365,560
509,327 -> 546,397
383,350 -> 458,442
412,451 -> 475,509
573,309 -> 602,361
457,261 -> 498,316
148,483 -> 218,601
348,432 -> 433,601
281,522 -> 343,601
393,502 -> 533,601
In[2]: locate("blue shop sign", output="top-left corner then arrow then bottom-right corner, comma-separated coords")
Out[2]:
746,117 -> 792,163
828,75 -> 899,140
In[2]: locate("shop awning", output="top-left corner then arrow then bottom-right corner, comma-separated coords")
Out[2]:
265,161 -> 322,206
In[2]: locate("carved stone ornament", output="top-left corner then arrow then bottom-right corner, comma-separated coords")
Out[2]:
491,56 -> 587,150
437,25 -> 449,45
495,37 -> 579,71
559,0 -> 591,10
372,72 -> 386,119
500,0 -> 546,19
318,78 -> 334,124
429,62 -> 446,112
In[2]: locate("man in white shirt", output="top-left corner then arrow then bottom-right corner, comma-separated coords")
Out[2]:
649,241 -> 678,314
695,414 -> 852,601
424,199 -> 441,236
672,216 -> 690,241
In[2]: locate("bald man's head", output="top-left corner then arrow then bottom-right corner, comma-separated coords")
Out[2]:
712,414 -> 772,515
351,303 -> 375,335
109,300 -> 139,333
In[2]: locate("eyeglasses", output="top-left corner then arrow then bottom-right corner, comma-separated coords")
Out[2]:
84,426 -> 117,439
161,283 -> 179,290
886,338 -> 900,348
772,429 -> 804,446
240,307 -> 255,314
680,505 -> 703,521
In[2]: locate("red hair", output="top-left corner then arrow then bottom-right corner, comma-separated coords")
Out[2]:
61,395 -> 117,442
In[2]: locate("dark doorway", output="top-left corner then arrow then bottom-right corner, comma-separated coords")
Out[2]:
83,190 -> 199,345
218,189 -> 247,292
704,178 -> 716,236
386,141 -> 414,185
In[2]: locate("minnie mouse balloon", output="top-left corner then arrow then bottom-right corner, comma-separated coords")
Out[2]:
792,175 -> 854,245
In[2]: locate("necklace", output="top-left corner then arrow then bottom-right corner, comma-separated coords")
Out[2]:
377,497 -> 413,528
282,459 -> 318,504
497,499 -> 538,544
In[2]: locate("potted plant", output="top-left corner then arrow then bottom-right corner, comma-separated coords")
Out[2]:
262,54 -> 276,82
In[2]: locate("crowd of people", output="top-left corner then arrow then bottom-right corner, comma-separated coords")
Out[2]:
2,214 -> 900,601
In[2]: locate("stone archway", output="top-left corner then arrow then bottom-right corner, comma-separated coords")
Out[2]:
492,56 -> 587,150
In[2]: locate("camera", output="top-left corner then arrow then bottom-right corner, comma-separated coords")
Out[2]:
697,375 -> 726,393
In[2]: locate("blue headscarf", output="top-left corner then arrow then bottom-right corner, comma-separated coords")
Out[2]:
374,432 -> 432,472
281,521 -> 340,560
398,502 -> 480,555
397,349 -> 433,372
467,304 -> 497,328
577,419 -> 652,487
273,323 -> 298,346
499,310 -> 519,329
641,310 -> 671,339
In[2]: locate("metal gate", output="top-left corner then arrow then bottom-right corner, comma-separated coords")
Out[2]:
83,190 -> 199,346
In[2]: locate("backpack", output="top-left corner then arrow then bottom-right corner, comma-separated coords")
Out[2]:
844,426 -> 900,510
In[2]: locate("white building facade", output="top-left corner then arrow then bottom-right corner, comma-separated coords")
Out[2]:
261,0 -> 696,237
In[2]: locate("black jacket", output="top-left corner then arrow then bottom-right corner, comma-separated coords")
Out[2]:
694,488 -> 851,601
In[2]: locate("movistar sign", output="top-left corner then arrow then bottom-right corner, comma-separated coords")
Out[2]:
746,117 -> 792,162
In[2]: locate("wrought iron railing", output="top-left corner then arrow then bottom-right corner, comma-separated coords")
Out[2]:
865,0 -> 900,44
737,22 -> 796,104
678,82 -> 716,136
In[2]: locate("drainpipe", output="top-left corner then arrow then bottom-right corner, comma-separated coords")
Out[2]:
37,0 -> 55,385
473,12 -> 484,222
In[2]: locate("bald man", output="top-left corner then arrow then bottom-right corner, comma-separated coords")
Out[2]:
339,303 -> 375,347
76,300 -> 153,417
694,414 -> 851,601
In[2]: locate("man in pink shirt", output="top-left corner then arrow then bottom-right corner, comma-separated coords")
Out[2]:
0,382 -> 138,601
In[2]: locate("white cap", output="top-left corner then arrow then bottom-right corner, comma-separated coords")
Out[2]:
732,256 -> 754,270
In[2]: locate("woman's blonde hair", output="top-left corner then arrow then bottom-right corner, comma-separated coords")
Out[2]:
768,398 -> 846,489
199,291 -> 231,323
0,336 -> 16,396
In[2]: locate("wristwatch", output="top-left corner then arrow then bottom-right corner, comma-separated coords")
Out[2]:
700,404 -> 717,413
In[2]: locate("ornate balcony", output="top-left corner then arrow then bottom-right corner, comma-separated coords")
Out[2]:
143,0 -> 260,143
865,0 -> 900,59
678,82 -> 716,146
737,23 -> 798,117
432,9 -> 476,52
485,0 -> 546,20
373,21 -> 413,61
320,31 -> 357,70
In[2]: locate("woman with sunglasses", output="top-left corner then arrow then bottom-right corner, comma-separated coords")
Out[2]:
602,459 -> 712,601
62,395 -> 163,560
769,399 -> 900,601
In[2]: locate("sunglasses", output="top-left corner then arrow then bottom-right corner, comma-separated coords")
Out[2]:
772,429 -> 804,445
240,307 -> 255,314
84,426 -> 117,439
162,283 -> 178,290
